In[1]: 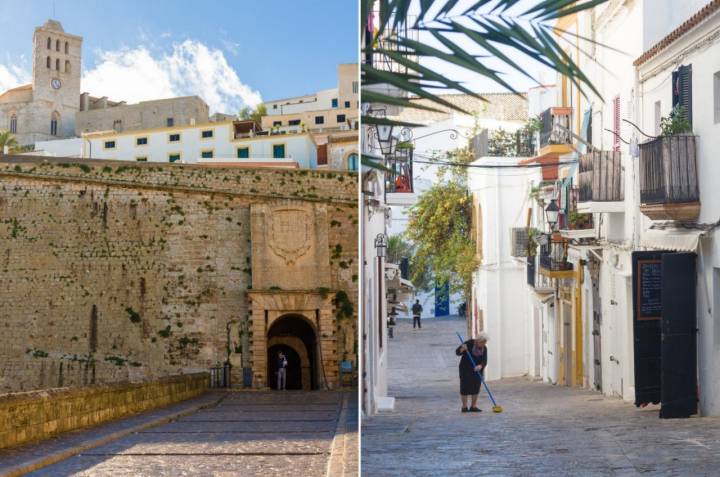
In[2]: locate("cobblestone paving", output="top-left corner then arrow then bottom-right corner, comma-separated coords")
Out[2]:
24,390 -> 355,477
362,317 -> 720,477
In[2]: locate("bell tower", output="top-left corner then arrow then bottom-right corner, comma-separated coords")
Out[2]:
31,20 -> 82,136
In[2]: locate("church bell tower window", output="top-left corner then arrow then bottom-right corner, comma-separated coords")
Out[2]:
64,42 -> 68,54
50,112 -> 60,136
10,115 -> 17,134
46,56 -> 51,68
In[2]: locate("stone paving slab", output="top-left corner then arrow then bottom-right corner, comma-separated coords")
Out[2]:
362,318 -> 720,477
11,390 -> 355,476
178,410 -> 339,421
26,454 -> 329,477
0,392 -> 225,477
78,434 -> 333,455
153,419 -> 338,433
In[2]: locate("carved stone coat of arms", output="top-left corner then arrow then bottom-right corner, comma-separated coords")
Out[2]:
268,208 -> 312,265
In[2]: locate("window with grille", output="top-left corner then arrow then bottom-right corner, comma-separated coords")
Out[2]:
9,115 -> 17,134
104,141 -> 116,149
136,137 -> 148,146
169,133 -> 180,142
237,147 -> 249,158
201,129 -> 213,138
201,150 -> 213,158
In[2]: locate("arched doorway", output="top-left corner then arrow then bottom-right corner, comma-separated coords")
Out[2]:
266,314 -> 317,390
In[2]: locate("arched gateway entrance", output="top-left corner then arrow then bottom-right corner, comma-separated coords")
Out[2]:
267,314 -> 317,390
247,290 -> 338,390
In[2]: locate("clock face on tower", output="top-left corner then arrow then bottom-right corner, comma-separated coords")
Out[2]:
51,78 -> 62,90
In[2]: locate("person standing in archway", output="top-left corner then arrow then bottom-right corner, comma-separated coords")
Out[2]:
412,299 -> 423,329
276,351 -> 288,390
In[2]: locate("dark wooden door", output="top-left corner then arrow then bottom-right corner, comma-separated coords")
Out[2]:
660,253 -> 697,418
632,251 -> 664,406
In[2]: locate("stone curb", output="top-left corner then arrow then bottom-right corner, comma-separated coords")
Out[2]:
0,394 -> 225,477
326,392 -> 355,477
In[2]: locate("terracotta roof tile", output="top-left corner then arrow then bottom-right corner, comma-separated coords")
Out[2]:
634,0 -> 720,66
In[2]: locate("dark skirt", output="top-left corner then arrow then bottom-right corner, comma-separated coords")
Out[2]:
459,367 -> 482,396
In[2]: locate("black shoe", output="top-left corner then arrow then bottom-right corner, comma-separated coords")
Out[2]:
461,407 -> 469,413
469,407 -> 482,412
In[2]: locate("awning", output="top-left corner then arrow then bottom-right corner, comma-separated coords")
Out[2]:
640,228 -> 705,252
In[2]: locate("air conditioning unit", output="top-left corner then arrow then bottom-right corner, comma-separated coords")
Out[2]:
510,227 -> 530,258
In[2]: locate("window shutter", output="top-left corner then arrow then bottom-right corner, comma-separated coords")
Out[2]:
613,96 -> 620,152
317,144 -> 328,165
679,65 -> 692,127
672,65 -> 692,127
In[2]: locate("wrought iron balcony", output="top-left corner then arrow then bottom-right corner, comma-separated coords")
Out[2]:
385,147 -> 416,206
538,238 -> 574,279
539,107 -> 573,153
578,151 -> 624,211
527,255 -> 554,292
639,134 -> 699,221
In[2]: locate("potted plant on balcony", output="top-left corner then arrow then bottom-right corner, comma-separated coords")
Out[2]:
639,105 -> 699,221
659,105 -> 691,137
568,211 -> 592,230
300,122 -> 306,133
527,228 -> 541,257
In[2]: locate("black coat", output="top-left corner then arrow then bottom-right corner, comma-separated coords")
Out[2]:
456,340 -> 487,395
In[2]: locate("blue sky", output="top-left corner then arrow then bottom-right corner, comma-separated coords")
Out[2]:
0,0 -> 358,112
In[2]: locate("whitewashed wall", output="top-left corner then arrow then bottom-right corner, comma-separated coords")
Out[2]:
469,157 -> 540,381
638,11 -> 720,415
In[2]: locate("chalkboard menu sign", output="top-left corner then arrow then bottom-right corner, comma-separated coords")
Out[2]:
637,259 -> 662,320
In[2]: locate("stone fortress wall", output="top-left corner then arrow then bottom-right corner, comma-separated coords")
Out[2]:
0,158 -> 357,393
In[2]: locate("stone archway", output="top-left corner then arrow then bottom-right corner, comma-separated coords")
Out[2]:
267,316 -> 316,390
247,291 -> 338,390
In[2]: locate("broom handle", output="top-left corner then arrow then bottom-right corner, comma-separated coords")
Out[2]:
456,332 -> 498,407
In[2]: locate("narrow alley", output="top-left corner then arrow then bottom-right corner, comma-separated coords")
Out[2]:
362,317 -> 720,476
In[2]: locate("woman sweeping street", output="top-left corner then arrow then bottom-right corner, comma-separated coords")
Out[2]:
455,332 -> 488,413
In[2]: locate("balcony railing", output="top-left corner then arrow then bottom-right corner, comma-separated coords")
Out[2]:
538,238 -> 574,278
539,107 -> 572,150
579,151 -> 624,202
639,134 -> 700,221
539,253 -> 573,272
385,147 -> 413,194
527,256 -> 554,291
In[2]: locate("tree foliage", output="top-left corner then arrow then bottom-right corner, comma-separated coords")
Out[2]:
387,234 -> 432,291
238,104 -> 267,123
361,0 -> 608,129
0,130 -> 18,154
405,176 -> 476,301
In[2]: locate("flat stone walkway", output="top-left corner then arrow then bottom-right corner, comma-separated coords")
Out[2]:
1,390 -> 356,477
362,317 -> 720,476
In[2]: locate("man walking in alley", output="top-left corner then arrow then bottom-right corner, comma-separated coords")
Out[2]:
412,299 -> 423,329
276,350 -> 287,390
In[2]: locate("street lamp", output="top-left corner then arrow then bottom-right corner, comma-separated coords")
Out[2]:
376,124 -> 395,156
374,233 -> 388,257
545,199 -> 560,231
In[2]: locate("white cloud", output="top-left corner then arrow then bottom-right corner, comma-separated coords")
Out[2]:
81,40 -> 262,114
0,64 -> 30,92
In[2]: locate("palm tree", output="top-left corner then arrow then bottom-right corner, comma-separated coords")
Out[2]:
361,0 -> 608,130
0,130 -> 18,155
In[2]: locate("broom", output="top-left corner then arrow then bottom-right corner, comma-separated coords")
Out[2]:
456,332 -> 503,413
